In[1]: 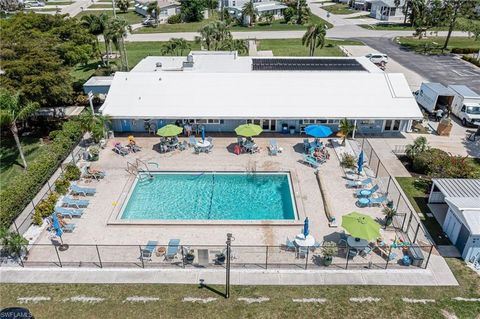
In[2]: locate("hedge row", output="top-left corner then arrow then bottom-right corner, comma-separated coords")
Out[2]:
451,47 -> 479,54
462,55 -> 480,67
0,120 -> 83,227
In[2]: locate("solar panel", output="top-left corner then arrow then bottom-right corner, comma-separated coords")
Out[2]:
251,58 -> 366,72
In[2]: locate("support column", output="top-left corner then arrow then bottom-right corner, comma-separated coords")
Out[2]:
352,120 -> 357,139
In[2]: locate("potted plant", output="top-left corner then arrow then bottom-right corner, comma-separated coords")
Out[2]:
88,146 -> 100,161
321,241 -> 338,266
185,249 -> 195,264
383,207 -> 397,227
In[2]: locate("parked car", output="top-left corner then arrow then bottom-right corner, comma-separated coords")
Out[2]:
142,17 -> 156,26
365,53 -> 388,64
24,0 -> 46,7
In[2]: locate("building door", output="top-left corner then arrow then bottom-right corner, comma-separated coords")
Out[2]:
444,212 -> 461,244
121,120 -> 131,132
247,119 -> 276,131
383,120 -> 401,132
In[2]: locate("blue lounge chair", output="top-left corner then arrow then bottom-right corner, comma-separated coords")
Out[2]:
355,184 -> 379,197
141,240 -> 158,260
70,184 -> 96,196
62,196 -> 89,208
188,135 -> 197,147
367,195 -> 388,207
269,139 -> 278,156
113,143 -> 129,156
81,166 -> 106,180
346,178 -> 372,188
54,206 -> 83,218
285,238 -> 296,251
301,154 -> 319,168
303,139 -> 310,152
165,239 -> 180,260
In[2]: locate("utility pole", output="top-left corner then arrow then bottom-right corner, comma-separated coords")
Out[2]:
225,233 -> 233,298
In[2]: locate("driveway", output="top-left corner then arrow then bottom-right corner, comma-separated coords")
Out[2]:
360,37 -> 480,92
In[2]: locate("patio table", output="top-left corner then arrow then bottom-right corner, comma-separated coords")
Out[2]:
357,197 -> 370,207
196,140 -> 211,148
294,234 -> 315,247
347,236 -> 369,250
359,189 -> 372,197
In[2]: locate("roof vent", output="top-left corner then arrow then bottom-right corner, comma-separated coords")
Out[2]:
156,62 -> 162,68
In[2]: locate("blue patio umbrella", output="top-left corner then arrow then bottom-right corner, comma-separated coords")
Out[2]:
51,213 -> 63,239
201,126 -> 205,142
303,217 -> 310,237
357,150 -> 364,174
305,125 -> 333,138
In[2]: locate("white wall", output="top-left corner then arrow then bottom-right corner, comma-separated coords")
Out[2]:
462,235 -> 480,261
443,207 -> 462,245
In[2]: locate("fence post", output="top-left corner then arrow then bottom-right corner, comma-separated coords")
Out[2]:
401,213 -> 407,231
181,245 -> 185,268
139,245 -> 144,268
413,222 -> 420,243
265,246 -> 268,270
345,247 -> 350,269
47,180 -> 52,192
386,177 -> 392,194
368,147 -> 373,166
54,245 -> 62,268
96,245 -> 103,268
305,249 -> 309,270
375,160 -> 381,178
424,245 -> 433,269
396,194 -> 401,211
384,245 -> 393,269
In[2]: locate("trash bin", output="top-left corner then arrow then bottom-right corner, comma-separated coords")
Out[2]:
281,123 -> 289,134
408,245 -> 424,267
289,125 -> 296,135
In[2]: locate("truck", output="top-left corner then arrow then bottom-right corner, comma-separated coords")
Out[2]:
414,83 -> 455,114
448,85 -> 480,127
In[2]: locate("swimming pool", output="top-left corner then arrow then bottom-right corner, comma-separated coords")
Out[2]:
120,172 -> 297,220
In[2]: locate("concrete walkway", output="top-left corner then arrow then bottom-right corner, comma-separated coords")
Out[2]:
0,264 -> 458,286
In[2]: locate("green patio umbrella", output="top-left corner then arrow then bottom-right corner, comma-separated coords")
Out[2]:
341,212 -> 381,241
156,124 -> 183,137
235,124 -> 263,137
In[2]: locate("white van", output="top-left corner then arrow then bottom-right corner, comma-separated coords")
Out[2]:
448,85 -> 480,127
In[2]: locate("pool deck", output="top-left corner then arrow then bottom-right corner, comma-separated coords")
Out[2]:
11,136 -> 457,286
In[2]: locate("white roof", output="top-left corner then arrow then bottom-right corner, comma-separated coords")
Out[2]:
448,85 -> 480,99
100,71 -> 423,120
83,76 -> 114,87
432,179 -> 480,198
445,197 -> 480,235
254,1 -> 288,11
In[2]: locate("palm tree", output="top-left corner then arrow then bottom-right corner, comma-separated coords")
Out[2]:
78,109 -> 111,142
0,89 -> 38,169
302,23 -> 326,56
242,1 -> 257,26
147,2 -> 160,26
81,13 -> 110,65
338,118 -> 354,145
116,0 -> 130,12
405,136 -> 429,159
196,21 -> 232,51
162,38 -> 191,55
219,39 -> 248,55
105,18 -> 131,71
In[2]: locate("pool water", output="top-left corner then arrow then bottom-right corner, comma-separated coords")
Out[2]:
120,172 -> 297,220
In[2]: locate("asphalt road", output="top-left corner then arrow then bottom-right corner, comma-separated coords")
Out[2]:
360,37 -> 480,92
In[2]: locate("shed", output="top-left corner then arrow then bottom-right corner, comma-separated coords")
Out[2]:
83,76 -> 114,95
428,179 -> 480,262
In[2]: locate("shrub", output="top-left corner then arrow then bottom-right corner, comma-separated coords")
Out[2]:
340,153 -> 356,170
168,14 -> 182,24
412,148 -> 448,174
0,119 -> 82,227
64,163 -> 81,181
405,136 -> 429,159
33,192 -> 59,225
462,55 -> 480,67
429,155 -> 479,179
451,47 -> 478,54
55,177 -> 70,195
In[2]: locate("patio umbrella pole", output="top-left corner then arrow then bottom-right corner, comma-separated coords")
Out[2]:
225,233 -> 233,299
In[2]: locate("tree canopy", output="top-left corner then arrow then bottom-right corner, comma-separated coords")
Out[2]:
0,13 -> 97,107
180,0 -> 206,22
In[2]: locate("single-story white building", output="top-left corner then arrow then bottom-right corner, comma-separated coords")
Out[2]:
370,0 -> 405,21
99,51 -> 423,135
428,178 -> 480,263
134,0 -> 180,21
219,0 -> 287,22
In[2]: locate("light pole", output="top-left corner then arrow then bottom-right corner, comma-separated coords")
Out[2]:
225,233 -> 234,298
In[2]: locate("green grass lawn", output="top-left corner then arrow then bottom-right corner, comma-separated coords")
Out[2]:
88,3 -> 117,8
134,13 -> 333,33
257,38 -> 363,57
396,177 -> 451,245
0,259 -> 478,318
45,1 -> 73,5
74,10 -> 143,24
345,14 -> 370,19
322,3 -> 354,15
396,36 -> 480,51
0,136 -> 44,189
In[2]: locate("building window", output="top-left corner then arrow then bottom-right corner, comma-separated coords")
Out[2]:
360,120 -> 376,125
191,119 -> 221,124
302,119 -> 335,124
327,119 -> 339,124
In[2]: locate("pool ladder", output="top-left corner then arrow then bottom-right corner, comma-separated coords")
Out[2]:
126,159 -> 153,180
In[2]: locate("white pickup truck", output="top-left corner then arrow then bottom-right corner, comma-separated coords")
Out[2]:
448,85 -> 480,127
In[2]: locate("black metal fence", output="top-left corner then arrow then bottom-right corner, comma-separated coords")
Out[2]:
19,243 -> 433,270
